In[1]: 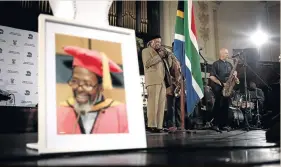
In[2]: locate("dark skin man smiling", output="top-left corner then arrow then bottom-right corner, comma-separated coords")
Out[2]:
70,67 -> 103,112
57,46 -> 128,134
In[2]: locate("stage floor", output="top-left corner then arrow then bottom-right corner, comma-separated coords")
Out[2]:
0,130 -> 279,166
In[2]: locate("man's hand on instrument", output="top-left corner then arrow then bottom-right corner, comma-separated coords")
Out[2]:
166,86 -> 174,96
233,71 -> 237,77
233,71 -> 240,84
235,77 -> 240,84
158,47 -> 167,58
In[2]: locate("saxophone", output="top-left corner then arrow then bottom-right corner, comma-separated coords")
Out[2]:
222,58 -> 239,97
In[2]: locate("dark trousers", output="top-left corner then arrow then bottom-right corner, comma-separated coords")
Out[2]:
212,91 -> 230,128
165,95 -> 181,128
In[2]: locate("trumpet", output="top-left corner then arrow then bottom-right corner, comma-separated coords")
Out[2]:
160,45 -> 182,97
158,45 -> 175,59
174,84 -> 181,98
173,77 -> 182,98
161,45 -> 172,50
161,45 -> 173,54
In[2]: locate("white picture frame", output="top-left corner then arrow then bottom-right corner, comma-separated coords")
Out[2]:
26,14 -> 146,154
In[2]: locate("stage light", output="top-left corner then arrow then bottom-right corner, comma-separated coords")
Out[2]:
250,30 -> 269,46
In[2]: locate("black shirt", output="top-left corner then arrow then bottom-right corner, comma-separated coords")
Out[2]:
210,59 -> 233,91
210,59 -> 233,83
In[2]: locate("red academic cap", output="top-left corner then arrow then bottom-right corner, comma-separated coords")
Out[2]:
63,46 -> 122,90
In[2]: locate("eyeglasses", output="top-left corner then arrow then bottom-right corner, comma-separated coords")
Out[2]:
68,79 -> 98,91
154,40 -> 161,44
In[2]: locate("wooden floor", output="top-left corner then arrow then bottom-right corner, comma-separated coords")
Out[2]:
0,130 -> 279,166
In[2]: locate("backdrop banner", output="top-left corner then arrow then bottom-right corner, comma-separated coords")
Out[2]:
0,25 -> 38,107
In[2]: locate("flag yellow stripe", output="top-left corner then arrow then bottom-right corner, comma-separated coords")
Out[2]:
177,10 -> 184,18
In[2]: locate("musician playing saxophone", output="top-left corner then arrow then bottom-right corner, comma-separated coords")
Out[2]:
209,48 -> 240,132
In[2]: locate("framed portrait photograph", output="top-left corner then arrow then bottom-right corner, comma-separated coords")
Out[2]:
28,15 -> 146,154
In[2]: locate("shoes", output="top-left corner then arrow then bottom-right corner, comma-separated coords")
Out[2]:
211,126 -> 223,133
222,126 -> 231,132
177,127 -> 186,131
146,127 -> 165,133
167,127 -> 177,133
163,128 -> 169,132
211,126 -> 220,131
156,129 -> 166,133
146,127 -> 156,133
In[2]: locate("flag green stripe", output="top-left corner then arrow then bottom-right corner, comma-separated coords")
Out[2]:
187,42 -> 204,91
184,1 -> 204,92
175,17 -> 184,35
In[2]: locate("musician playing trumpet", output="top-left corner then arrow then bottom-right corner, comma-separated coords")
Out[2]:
210,48 -> 240,132
158,43 -> 183,133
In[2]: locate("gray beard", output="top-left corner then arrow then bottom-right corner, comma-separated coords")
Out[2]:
74,102 -> 92,115
74,93 -> 103,115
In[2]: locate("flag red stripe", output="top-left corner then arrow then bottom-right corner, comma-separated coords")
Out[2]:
191,6 -> 197,39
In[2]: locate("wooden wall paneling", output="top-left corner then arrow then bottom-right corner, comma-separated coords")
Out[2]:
122,1 -> 137,30
130,1 -> 136,30
122,1 -> 127,28
140,1 -> 148,33
109,1 -> 117,26
108,0 -> 149,34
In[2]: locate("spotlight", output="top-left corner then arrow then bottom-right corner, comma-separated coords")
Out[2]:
250,30 -> 268,46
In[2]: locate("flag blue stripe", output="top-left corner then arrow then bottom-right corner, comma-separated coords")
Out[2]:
173,39 -> 200,113
173,39 -> 185,71
184,66 -> 200,114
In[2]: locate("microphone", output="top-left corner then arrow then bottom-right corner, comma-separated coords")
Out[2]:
0,89 -> 11,97
0,89 -> 11,101
232,51 -> 243,58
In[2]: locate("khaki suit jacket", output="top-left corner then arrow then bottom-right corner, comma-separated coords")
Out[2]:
142,47 -> 165,87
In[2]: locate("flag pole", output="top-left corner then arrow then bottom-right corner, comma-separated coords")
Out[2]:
180,42 -> 185,130
180,78 -> 185,129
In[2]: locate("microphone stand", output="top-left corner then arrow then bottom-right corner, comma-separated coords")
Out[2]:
140,77 -> 148,128
198,49 -> 219,131
198,50 -> 208,125
238,53 -> 270,131
199,49 -> 209,93
239,54 -> 251,131
199,50 -> 208,110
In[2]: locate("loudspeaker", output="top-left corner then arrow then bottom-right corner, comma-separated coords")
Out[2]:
266,117 -> 280,143
235,48 -> 260,84
243,48 -> 260,65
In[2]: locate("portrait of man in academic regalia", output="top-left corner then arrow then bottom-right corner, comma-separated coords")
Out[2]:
55,35 -> 128,135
